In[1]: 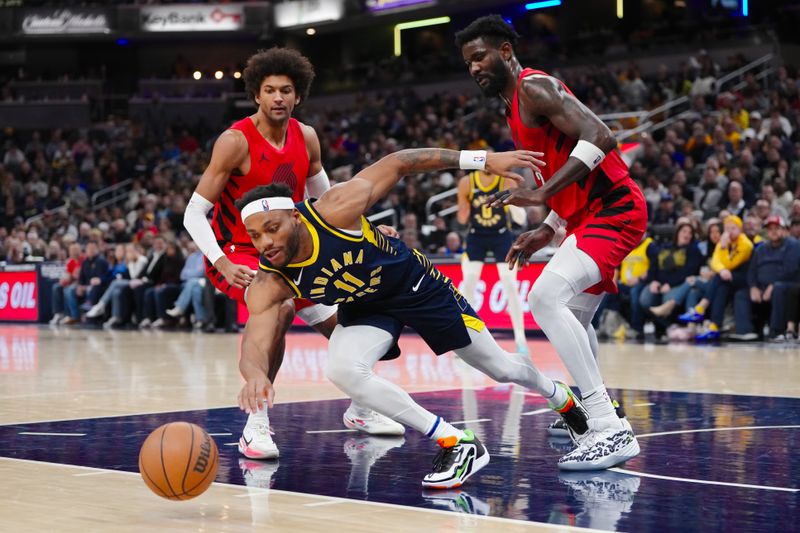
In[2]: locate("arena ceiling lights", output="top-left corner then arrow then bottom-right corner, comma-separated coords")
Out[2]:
524,0 -> 561,10
393,16 -> 450,57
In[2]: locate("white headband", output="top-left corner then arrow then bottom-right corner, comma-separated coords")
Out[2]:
240,196 -> 295,222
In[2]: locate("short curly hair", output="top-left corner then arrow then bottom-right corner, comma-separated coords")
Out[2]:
454,14 -> 520,51
243,47 -> 315,105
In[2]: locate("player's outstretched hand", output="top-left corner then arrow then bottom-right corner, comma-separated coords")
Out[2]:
506,226 -> 555,269
376,225 -> 400,238
485,150 -> 545,184
238,374 -> 275,414
215,256 -> 256,290
488,187 -> 546,208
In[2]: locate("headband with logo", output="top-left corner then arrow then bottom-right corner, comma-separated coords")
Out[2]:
240,197 -> 295,222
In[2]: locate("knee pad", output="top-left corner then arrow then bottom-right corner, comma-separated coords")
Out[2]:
528,271 -> 568,322
566,292 -> 603,328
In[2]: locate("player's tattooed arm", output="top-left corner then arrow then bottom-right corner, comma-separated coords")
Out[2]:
316,148 -> 542,229
515,76 -> 616,201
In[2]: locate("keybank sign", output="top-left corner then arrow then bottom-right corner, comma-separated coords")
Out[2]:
21,9 -> 110,34
140,5 -> 245,32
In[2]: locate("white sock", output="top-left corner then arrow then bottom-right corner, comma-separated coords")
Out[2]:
247,406 -> 269,426
427,417 -> 466,444
582,385 -> 616,419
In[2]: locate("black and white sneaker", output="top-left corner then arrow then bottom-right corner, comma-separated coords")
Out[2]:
421,430 -> 490,489
558,416 -> 640,471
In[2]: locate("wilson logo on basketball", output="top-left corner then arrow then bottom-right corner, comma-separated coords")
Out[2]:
193,435 -> 212,473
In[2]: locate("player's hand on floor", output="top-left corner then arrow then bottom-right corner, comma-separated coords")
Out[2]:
485,150 -> 545,184
506,226 -> 555,269
216,256 -> 256,289
376,225 -> 400,238
238,375 -> 275,414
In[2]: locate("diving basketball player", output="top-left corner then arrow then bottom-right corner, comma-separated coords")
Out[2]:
456,167 -> 528,353
457,15 -> 642,470
183,47 -> 402,462
235,146 -> 595,489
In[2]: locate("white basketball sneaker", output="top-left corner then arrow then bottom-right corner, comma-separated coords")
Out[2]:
343,404 -> 405,436
558,415 -> 640,471
238,414 -> 280,459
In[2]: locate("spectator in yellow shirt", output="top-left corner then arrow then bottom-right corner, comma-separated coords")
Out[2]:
679,215 -> 753,341
595,234 -> 658,340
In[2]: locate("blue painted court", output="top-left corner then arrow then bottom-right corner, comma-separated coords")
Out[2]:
1,387 -> 798,532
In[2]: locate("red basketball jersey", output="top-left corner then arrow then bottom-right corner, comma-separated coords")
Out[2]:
506,68 -> 630,224
211,117 -> 310,254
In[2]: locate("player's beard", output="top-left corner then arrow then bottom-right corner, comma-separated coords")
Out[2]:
278,225 -> 301,268
477,60 -> 509,98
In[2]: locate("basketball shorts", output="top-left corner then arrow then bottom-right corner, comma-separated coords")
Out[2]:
337,258 -> 484,355
465,229 -> 514,263
567,181 -> 648,295
205,247 -> 335,326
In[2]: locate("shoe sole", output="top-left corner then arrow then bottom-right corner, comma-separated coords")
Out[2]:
557,434 -> 640,471
238,438 -> 280,460
343,415 -> 405,436
421,449 -> 491,490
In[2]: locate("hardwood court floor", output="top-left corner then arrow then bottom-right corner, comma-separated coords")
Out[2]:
0,325 -> 797,532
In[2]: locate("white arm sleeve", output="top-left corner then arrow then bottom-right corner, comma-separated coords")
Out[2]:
542,209 -> 565,232
183,192 -> 225,265
305,169 -> 331,199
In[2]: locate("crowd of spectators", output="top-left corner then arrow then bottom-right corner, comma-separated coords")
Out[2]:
1,51 -> 799,342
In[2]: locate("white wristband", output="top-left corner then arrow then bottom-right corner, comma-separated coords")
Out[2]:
459,150 -> 487,170
543,209 -> 564,231
570,140 -> 606,170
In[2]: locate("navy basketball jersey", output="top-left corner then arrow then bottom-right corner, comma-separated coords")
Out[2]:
258,200 -> 450,306
468,172 -> 511,235
258,199 -> 484,355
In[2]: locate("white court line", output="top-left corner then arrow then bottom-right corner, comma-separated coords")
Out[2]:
450,418 -> 491,425
304,500 -> 345,508
637,424 -> 800,439
1,457 -> 604,532
521,408 -> 551,417
73,471 -> 110,477
208,432 -> 232,436
610,467 -> 799,493
223,442 -> 239,446
632,402 -> 656,407
18,432 -> 86,437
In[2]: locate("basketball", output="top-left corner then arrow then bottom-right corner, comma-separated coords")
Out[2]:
138,422 -> 219,500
